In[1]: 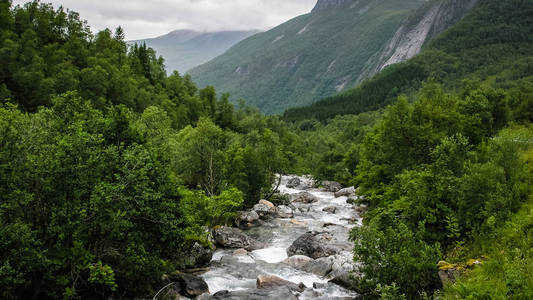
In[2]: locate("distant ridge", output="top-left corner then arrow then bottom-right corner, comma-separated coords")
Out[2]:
129,29 -> 259,74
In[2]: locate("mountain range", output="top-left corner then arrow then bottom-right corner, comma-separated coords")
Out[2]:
129,29 -> 259,74
189,0 -> 477,114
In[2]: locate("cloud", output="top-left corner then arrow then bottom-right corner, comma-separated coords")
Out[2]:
12,0 -> 316,40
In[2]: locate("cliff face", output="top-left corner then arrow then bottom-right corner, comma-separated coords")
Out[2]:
359,0 -> 478,80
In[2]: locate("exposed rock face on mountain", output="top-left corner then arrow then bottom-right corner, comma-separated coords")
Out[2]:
360,0 -> 479,80
190,0 -> 478,115
189,0 -> 425,114
129,29 -> 259,73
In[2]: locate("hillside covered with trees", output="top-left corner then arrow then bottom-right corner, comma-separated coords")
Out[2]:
1,0 -> 533,299
0,1 -> 303,298
283,0 -> 533,123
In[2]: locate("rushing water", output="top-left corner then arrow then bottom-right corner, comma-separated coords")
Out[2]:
201,175 -> 362,299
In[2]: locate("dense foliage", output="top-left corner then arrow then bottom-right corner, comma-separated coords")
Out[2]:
283,0 -> 533,122
0,1 -> 302,299
349,82 -> 533,298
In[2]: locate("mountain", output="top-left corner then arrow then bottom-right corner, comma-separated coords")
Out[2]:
283,0 -> 533,122
189,0 -> 427,114
129,30 -> 259,73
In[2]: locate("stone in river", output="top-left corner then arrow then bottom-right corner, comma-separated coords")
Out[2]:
213,226 -> 265,251
256,275 -> 306,292
303,257 -> 334,276
321,180 -> 343,192
334,186 -> 356,198
209,286 -> 298,300
287,232 -> 339,259
277,205 -> 294,218
282,255 -> 314,269
291,192 -> 318,203
322,206 -> 337,214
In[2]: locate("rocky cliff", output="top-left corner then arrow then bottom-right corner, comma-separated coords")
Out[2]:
359,0 -> 478,81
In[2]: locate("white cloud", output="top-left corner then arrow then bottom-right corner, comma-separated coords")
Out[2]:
12,0 -> 316,40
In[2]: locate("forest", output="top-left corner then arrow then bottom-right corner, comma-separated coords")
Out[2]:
1,0 -> 533,299
0,1 -> 304,298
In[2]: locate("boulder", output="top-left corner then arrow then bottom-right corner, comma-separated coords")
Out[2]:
233,248 -> 248,256
169,273 -> 209,298
209,286 -> 298,300
287,232 -> 339,259
437,261 -> 462,285
334,186 -> 356,198
282,255 -> 314,269
213,226 -> 265,251
321,181 -> 343,192
256,275 -> 305,293
240,211 -> 260,223
178,242 -> 213,269
329,272 -> 354,290
291,192 -> 318,203
277,205 -> 294,218
303,257 -> 334,276
329,256 -> 356,278
259,199 -> 275,208
286,177 -> 301,188
235,211 -> 261,229
322,206 -> 337,214
253,203 -> 277,220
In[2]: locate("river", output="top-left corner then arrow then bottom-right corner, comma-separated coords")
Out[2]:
200,175 -> 363,299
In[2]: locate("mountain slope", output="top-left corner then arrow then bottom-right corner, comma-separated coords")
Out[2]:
129,30 -> 259,73
189,0 -> 426,114
283,0 -> 533,122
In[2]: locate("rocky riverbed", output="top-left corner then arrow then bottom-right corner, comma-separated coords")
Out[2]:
195,175 -> 364,299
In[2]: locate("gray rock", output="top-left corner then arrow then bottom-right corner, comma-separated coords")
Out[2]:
334,186 -> 356,198
235,211 -> 261,229
287,232 -> 339,259
303,257 -> 334,276
438,269 -> 461,286
291,192 -> 318,203
329,272 -> 354,290
321,181 -> 343,192
240,211 -> 259,223
213,226 -> 265,251
277,205 -> 294,218
176,242 -> 214,269
256,275 -> 305,293
283,255 -> 314,269
286,177 -> 301,188
322,206 -> 337,214
313,282 -> 328,289
208,287 -> 298,300
253,203 -> 277,220
169,273 -> 209,298
346,196 -> 357,204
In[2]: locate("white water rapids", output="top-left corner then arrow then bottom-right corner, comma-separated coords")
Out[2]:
200,175 -> 363,299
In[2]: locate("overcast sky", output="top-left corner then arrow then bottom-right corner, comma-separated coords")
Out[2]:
12,0 -> 317,40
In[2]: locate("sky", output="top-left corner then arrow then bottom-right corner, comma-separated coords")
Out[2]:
12,0 -> 317,40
